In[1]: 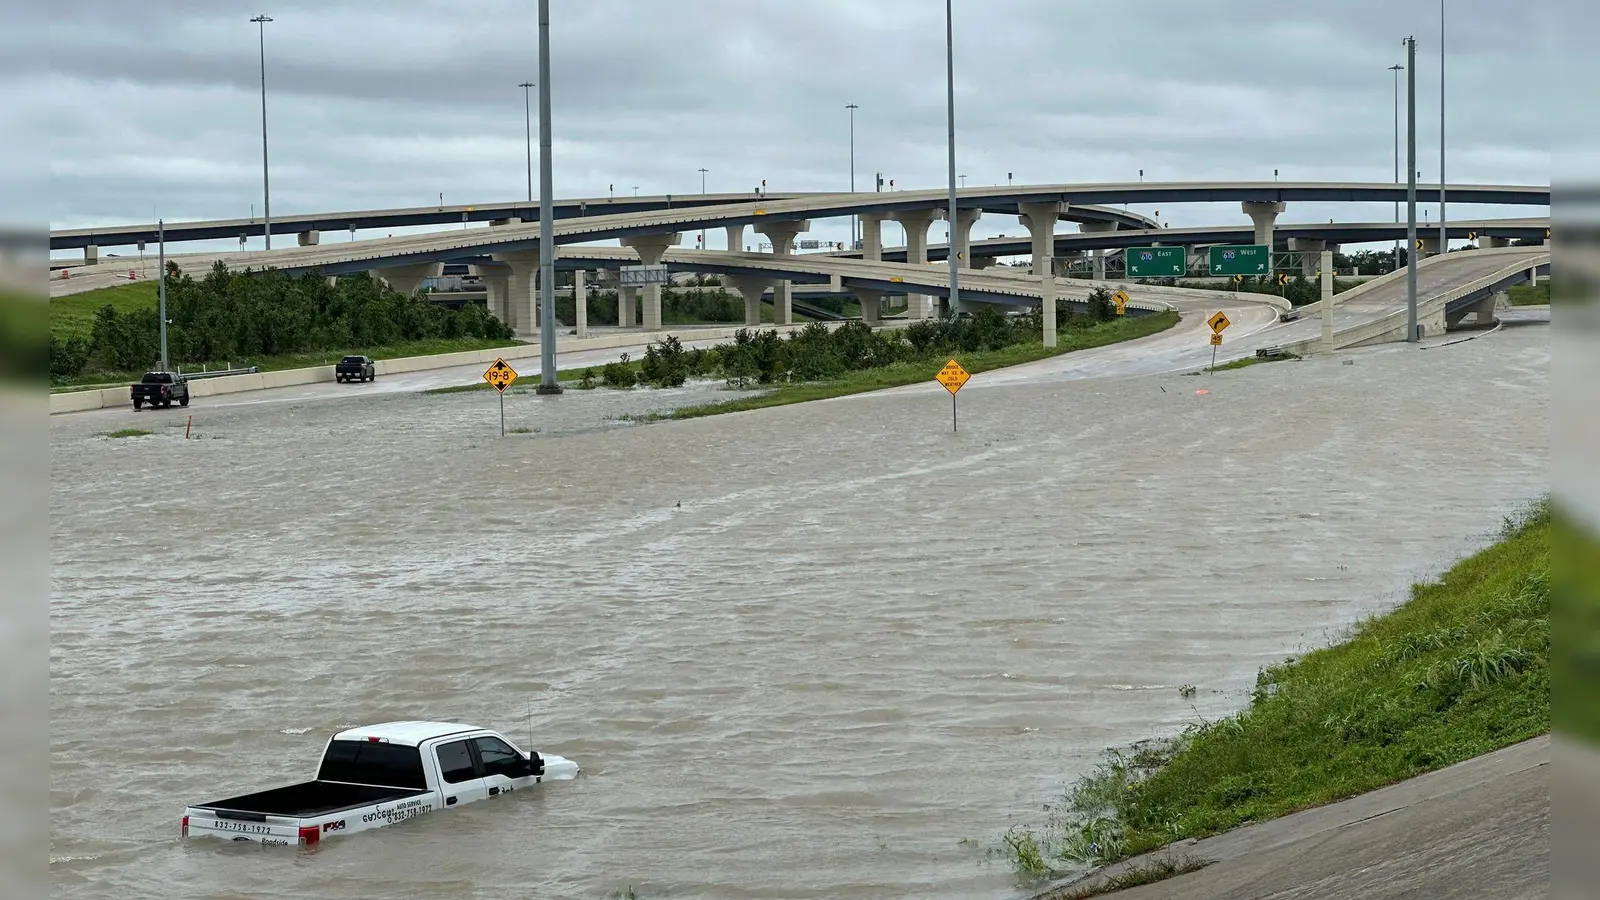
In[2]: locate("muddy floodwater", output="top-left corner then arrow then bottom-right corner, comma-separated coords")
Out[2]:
51,327 -> 1548,900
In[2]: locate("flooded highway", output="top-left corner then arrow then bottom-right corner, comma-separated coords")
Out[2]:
50,324 -> 1549,900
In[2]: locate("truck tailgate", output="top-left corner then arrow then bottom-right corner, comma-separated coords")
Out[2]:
183,809 -> 302,846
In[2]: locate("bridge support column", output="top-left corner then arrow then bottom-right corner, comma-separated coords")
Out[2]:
297,230 -> 320,247
1479,235 -> 1507,250
1320,249 -> 1334,354
1289,238 -> 1333,276
1418,236 -> 1441,258
84,244 -> 98,266
1242,201 -> 1286,250
908,294 -> 933,320
892,209 -> 939,265
854,288 -> 888,326
380,262 -> 443,298
472,265 -> 510,326
726,275 -> 778,326
618,285 -> 637,327
1040,257 -> 1056,348
1080,222 -> 1116,280
1018,201 -> 1063,276
489,253 -> 540,337
947,208 -> 982,267
573,269 -> 588,338
860,214 -> 884,261
754,218 -> 811,326
971,255 -> 997,270
726,224 -> 745,253
619,232 -> 681,332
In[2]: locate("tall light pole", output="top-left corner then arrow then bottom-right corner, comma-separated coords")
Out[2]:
943,0 -> 960,318
250,14 -> 273,251
157,220 -> 168,371
846,103 -> 859,249
1438,0 -> 1448,256
1405,36 -> 1419,343
519,81 -> 535,203
535,0 -> 560,393
1390,63 -> 1404,272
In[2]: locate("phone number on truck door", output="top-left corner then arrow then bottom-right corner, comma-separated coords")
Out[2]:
213,820 -> 273,835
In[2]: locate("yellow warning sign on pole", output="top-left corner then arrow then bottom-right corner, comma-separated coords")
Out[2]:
1207,311 -> 1232,334
935,359 -> 970,432
483,358 -> 518,393
1112,289 -> 1129,315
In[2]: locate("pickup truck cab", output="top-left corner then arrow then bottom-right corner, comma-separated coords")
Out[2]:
335,355 -> 377,383
182,721 -> 578,847
130,371 -> 189,410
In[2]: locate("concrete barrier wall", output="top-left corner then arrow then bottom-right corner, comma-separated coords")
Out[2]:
49,322 -> 830,415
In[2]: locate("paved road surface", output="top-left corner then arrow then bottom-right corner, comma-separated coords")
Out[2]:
1037,736 -> 1549,900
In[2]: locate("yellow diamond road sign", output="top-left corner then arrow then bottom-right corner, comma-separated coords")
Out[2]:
483,357 -> 518,393
1112,289 -> 1129,315
936,358 -> 970,395
1207,311 -> 1232,334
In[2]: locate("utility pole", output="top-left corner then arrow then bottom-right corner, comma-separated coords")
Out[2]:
158,220 -> 169,371
943,0 -> 960,318
250,14 -> 273,251
519,81 -> 535,203
1405,36 -> 1419,343
846,103 -> 859,249
1390,63 -> 1403,273
1438,0 -> 1448,256
535,0 -> 560,393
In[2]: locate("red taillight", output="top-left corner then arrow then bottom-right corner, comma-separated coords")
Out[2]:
298,825 -> 320,846
367,736 -> 380,742
181,815 -> 189,837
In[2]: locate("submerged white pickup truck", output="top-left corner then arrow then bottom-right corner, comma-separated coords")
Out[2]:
182,721 -> 579,846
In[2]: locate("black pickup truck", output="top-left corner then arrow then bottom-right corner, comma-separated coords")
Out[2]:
335,355 -> 377,383
130,372 -> 190,410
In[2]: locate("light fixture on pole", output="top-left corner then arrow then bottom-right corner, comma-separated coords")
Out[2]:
535,0 -> 560,394
250,14 -> 273,251
1389,62 -> 1403,273
846,103 -> 859,250
518,81 -> 535,203
1404,35 -> 1419,343
943,0 -> 960,318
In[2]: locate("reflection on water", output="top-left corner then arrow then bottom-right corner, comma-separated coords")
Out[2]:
51,327 -> 1548,900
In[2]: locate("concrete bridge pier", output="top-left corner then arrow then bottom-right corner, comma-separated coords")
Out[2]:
726,224 -> 745,254
84,244 -> 98,266
860,213 -> 885,261
297,230 -> 319,246
892,209 -> 938,265
1418,236 -> 1442,258
1479,235 -> 1508,250
853,287 -> 888,325
488,253 -> 539,336
725,275 -> 779,326
381,262 -> 443,298
1290,238 -> 1337,276
573,269 -> 588,338
1242,201 -> 1286,249
754,218 -> 810,326
618,285 -> 637,327
947,208 -> 982,267
1017,201 -> 1063,276
619,232 -> 681,331
1080,222 -> 1116,279
971,255 -> 997,270
471,264 -> 509,325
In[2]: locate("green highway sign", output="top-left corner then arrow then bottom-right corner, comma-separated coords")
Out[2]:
1208,244 -> 1271,276
1125,246 -> 1186,278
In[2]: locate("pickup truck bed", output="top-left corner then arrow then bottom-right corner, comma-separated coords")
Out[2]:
193,781 -> 427,819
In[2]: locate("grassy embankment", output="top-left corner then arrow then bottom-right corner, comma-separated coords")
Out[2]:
655,312 -> 1180,421
1507,282 -> 1550,306
50,282 -> 525,391
1007,498 -> 1552,884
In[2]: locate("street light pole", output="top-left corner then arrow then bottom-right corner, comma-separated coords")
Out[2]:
535,0 -> 560,393
250,14 -> 273,251
846,103 -> 859,250
158,219 -> 168,371
1438,0 -> 1448,256
943,0 -> 960,318
519,81 -> 535,203
1405,36 -> 1419,343
1390,63 -> 1403,272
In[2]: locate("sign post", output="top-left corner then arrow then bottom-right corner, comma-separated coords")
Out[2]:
483,357 -> 518,435
935,358 -> 970,432
1206,312 -> 1231,373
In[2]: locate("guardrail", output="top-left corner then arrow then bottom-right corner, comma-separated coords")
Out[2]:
180,366 -> 259,380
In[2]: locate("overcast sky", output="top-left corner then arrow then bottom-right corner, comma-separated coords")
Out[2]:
16,0 -> 1557,255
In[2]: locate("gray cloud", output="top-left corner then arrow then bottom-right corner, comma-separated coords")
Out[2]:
12,0 -> 1554,253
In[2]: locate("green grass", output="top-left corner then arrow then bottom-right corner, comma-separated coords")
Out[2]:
51,281 -> 161,342
1507,282 -> 1550,306
52,336 -> 527,392
1004,497 -> 1551,878
424,361 -> 621,394
102,428 -> 153,439
648,312 -> 1180,421
1209,351 -> 1301,373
